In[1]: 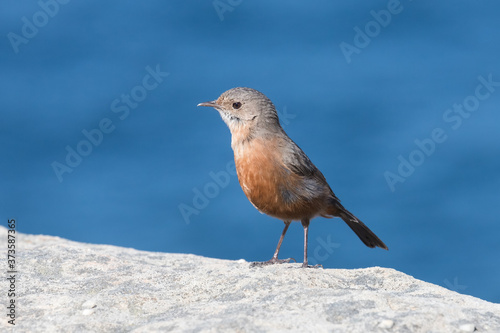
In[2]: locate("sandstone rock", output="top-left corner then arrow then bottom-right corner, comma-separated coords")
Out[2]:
1,226 -> 499,332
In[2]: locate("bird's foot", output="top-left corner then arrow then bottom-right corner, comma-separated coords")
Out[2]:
301,263 -> 323,269
250,257 -> 296,267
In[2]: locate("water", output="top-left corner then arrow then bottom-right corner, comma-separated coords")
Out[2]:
2,1 -> 499,303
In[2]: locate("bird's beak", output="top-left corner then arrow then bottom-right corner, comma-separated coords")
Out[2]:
197,100 -> 218,108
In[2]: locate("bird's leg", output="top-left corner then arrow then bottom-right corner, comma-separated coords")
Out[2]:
301,219 -> 322,268
250,221 -> 296,267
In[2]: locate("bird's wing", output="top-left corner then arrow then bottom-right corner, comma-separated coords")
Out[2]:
281,138 -> 340,202
283,144 -> 316,177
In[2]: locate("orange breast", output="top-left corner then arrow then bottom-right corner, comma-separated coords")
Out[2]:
234,138 -> 326,221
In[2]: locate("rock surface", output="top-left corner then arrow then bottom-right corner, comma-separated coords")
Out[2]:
1,226 -> 499,332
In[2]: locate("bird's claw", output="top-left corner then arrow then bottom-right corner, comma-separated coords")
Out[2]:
301,263 -> 323,269
250,257 -> 296,267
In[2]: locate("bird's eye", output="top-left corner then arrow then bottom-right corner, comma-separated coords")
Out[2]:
232,102 -> 242,109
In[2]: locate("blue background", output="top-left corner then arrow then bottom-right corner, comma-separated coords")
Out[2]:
2,1 -> 499,302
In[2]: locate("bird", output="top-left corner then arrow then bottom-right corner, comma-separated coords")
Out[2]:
197,87 -> 388,268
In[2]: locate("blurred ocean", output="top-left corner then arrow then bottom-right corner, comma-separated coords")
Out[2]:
2,1 -> 499,302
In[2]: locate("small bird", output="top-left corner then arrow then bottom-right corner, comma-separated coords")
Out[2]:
198,87 -> 388,268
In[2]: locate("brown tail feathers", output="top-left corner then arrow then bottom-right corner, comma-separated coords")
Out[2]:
334,205 -> 388,250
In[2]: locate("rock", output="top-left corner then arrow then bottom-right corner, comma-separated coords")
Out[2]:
459,323 -> 476,332
378,319 -> 395,329
1,226 -> 499,332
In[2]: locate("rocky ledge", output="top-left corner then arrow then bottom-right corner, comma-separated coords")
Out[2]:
1,226 -> 499,332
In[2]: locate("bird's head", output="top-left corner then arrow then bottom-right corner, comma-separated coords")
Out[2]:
198,87 -> 280,140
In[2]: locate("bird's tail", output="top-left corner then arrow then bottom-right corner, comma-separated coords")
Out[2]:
329,203 -> 388,250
